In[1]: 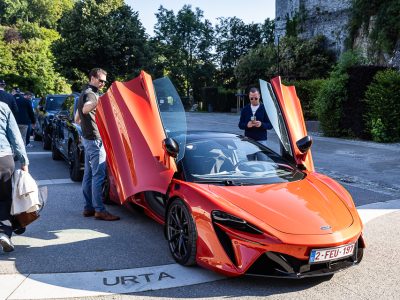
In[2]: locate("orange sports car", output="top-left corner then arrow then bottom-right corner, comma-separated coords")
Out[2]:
97,71 -> 364,278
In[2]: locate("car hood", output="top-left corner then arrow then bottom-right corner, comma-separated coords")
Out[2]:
45,110 -> 58,116
208,175 -> 354,235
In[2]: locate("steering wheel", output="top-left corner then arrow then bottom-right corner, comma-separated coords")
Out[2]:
234,161 -> 266,172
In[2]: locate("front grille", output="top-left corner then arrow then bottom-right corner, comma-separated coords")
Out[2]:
246,239 -> 364,278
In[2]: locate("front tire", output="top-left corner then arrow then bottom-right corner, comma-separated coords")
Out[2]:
42,130 -> 51,150
69,141 -> 83,181
166,199 -> 197,266
51,141 -> 62,160
102,170 -> 116,205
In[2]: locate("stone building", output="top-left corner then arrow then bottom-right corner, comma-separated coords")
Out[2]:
275,0 -> 352,55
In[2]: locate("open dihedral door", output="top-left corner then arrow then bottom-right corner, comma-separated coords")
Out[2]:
96,71 -> 178,204
261,76 -> 314,172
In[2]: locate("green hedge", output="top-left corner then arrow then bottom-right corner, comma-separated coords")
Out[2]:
365,69 -> 400,142
288,79 -> 326,120
313,51 -> 362,137
314,74 -> 348,137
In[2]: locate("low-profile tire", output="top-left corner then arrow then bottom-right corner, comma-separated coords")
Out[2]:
51,142 -> 62,160
33,131 -> 42,141
166,198 -> 197,266
69,142 -> 83,181
42,131 -> 51,150
102,171 -> 116,205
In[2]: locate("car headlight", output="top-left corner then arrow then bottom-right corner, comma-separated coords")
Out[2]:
211,210 -> 263,234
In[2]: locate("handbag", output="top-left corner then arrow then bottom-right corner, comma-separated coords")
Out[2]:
13,211 -> 40,228
11,170 -> 47,229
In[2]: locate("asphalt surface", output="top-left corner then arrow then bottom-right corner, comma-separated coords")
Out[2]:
1,112 -> 399,299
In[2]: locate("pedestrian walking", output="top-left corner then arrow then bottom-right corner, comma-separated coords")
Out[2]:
75,68 -> 119,221
0,102 -> 29,253
15,91 -> 35,146
22,92 -> 36,147
0,79 -> 18,117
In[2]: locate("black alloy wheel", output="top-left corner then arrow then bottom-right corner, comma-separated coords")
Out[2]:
68,141 -> 83,181
33,130 -> 42,141
102,170 -> 116,205
166,199 -> 197,266
42,129 -> 51,150
51,140 -> 62,161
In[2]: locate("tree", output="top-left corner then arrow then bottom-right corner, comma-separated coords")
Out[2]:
53,0 -> 150,87
234,44 -> 278,87
278,35 -> 335,79
214,17 -> 274,89
153,5 -> 215,99
0,25 -> 70,95
0,0 -> 74,28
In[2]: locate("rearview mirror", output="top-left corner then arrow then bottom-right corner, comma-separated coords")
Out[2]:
163,138 -> 179,158
296,136 -> 313,153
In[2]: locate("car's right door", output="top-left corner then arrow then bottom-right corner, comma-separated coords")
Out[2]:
260,77 -> 314,171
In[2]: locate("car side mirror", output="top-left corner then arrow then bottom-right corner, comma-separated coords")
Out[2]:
296,135 -> 313,153
163,138 -> 179,158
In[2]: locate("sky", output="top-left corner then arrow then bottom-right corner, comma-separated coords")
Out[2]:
125,0 -> 276,35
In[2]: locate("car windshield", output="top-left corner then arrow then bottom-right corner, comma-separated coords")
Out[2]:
181,137 -> 304,185
46,95 -> 66,111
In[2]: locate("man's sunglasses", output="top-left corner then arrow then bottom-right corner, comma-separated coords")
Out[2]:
98,78 -> 107,84
250,97 -> 259,100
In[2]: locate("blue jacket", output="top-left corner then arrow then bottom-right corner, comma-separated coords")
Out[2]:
0,102 -> 29,165
238,103 -> 272,141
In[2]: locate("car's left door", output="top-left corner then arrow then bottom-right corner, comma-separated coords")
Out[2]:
96,71 -> 186,204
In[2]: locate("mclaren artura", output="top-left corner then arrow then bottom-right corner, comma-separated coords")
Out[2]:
96,71 -> 364,278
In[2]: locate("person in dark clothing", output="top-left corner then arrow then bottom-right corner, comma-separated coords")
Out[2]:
238,87 -> 272,146
22,92 -> 36,147
0,102 -> 29,253
75,68 -> 119,221
15,90 -> 36,146
0,79 -> 18,117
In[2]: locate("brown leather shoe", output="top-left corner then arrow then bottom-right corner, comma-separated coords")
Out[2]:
83,210 -> 95,217
95,211 -> 120,221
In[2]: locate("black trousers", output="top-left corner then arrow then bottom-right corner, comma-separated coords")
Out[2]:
0,155 -> 15,237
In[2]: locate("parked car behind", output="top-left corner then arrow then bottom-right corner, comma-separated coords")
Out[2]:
51,93 -> 84,181
35,94 -> 68,149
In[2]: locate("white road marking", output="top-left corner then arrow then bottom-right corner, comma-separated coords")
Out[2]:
37,178 -> 75,186
356,199 -> 400,224
5,264 -> 223,299
27,152 -> 51,155
0,274 -> 27,300
12,229 -> 109,248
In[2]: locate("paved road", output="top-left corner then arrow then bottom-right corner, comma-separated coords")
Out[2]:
1,112 -> 399,299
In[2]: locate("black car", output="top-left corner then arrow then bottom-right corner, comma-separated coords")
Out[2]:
51,93 -> 84,181
35,94 -> 68,149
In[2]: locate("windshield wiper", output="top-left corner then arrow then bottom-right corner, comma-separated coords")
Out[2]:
193,179 -> 241,186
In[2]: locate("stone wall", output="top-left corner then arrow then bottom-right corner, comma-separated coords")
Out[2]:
275,0 -> 352,55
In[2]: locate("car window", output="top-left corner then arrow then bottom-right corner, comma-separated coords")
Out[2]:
182,137 -> 304,185
58,96 -> 74,118
153,77 -> 187,162
46,95 -> 67,111
260,79 -> 292,157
